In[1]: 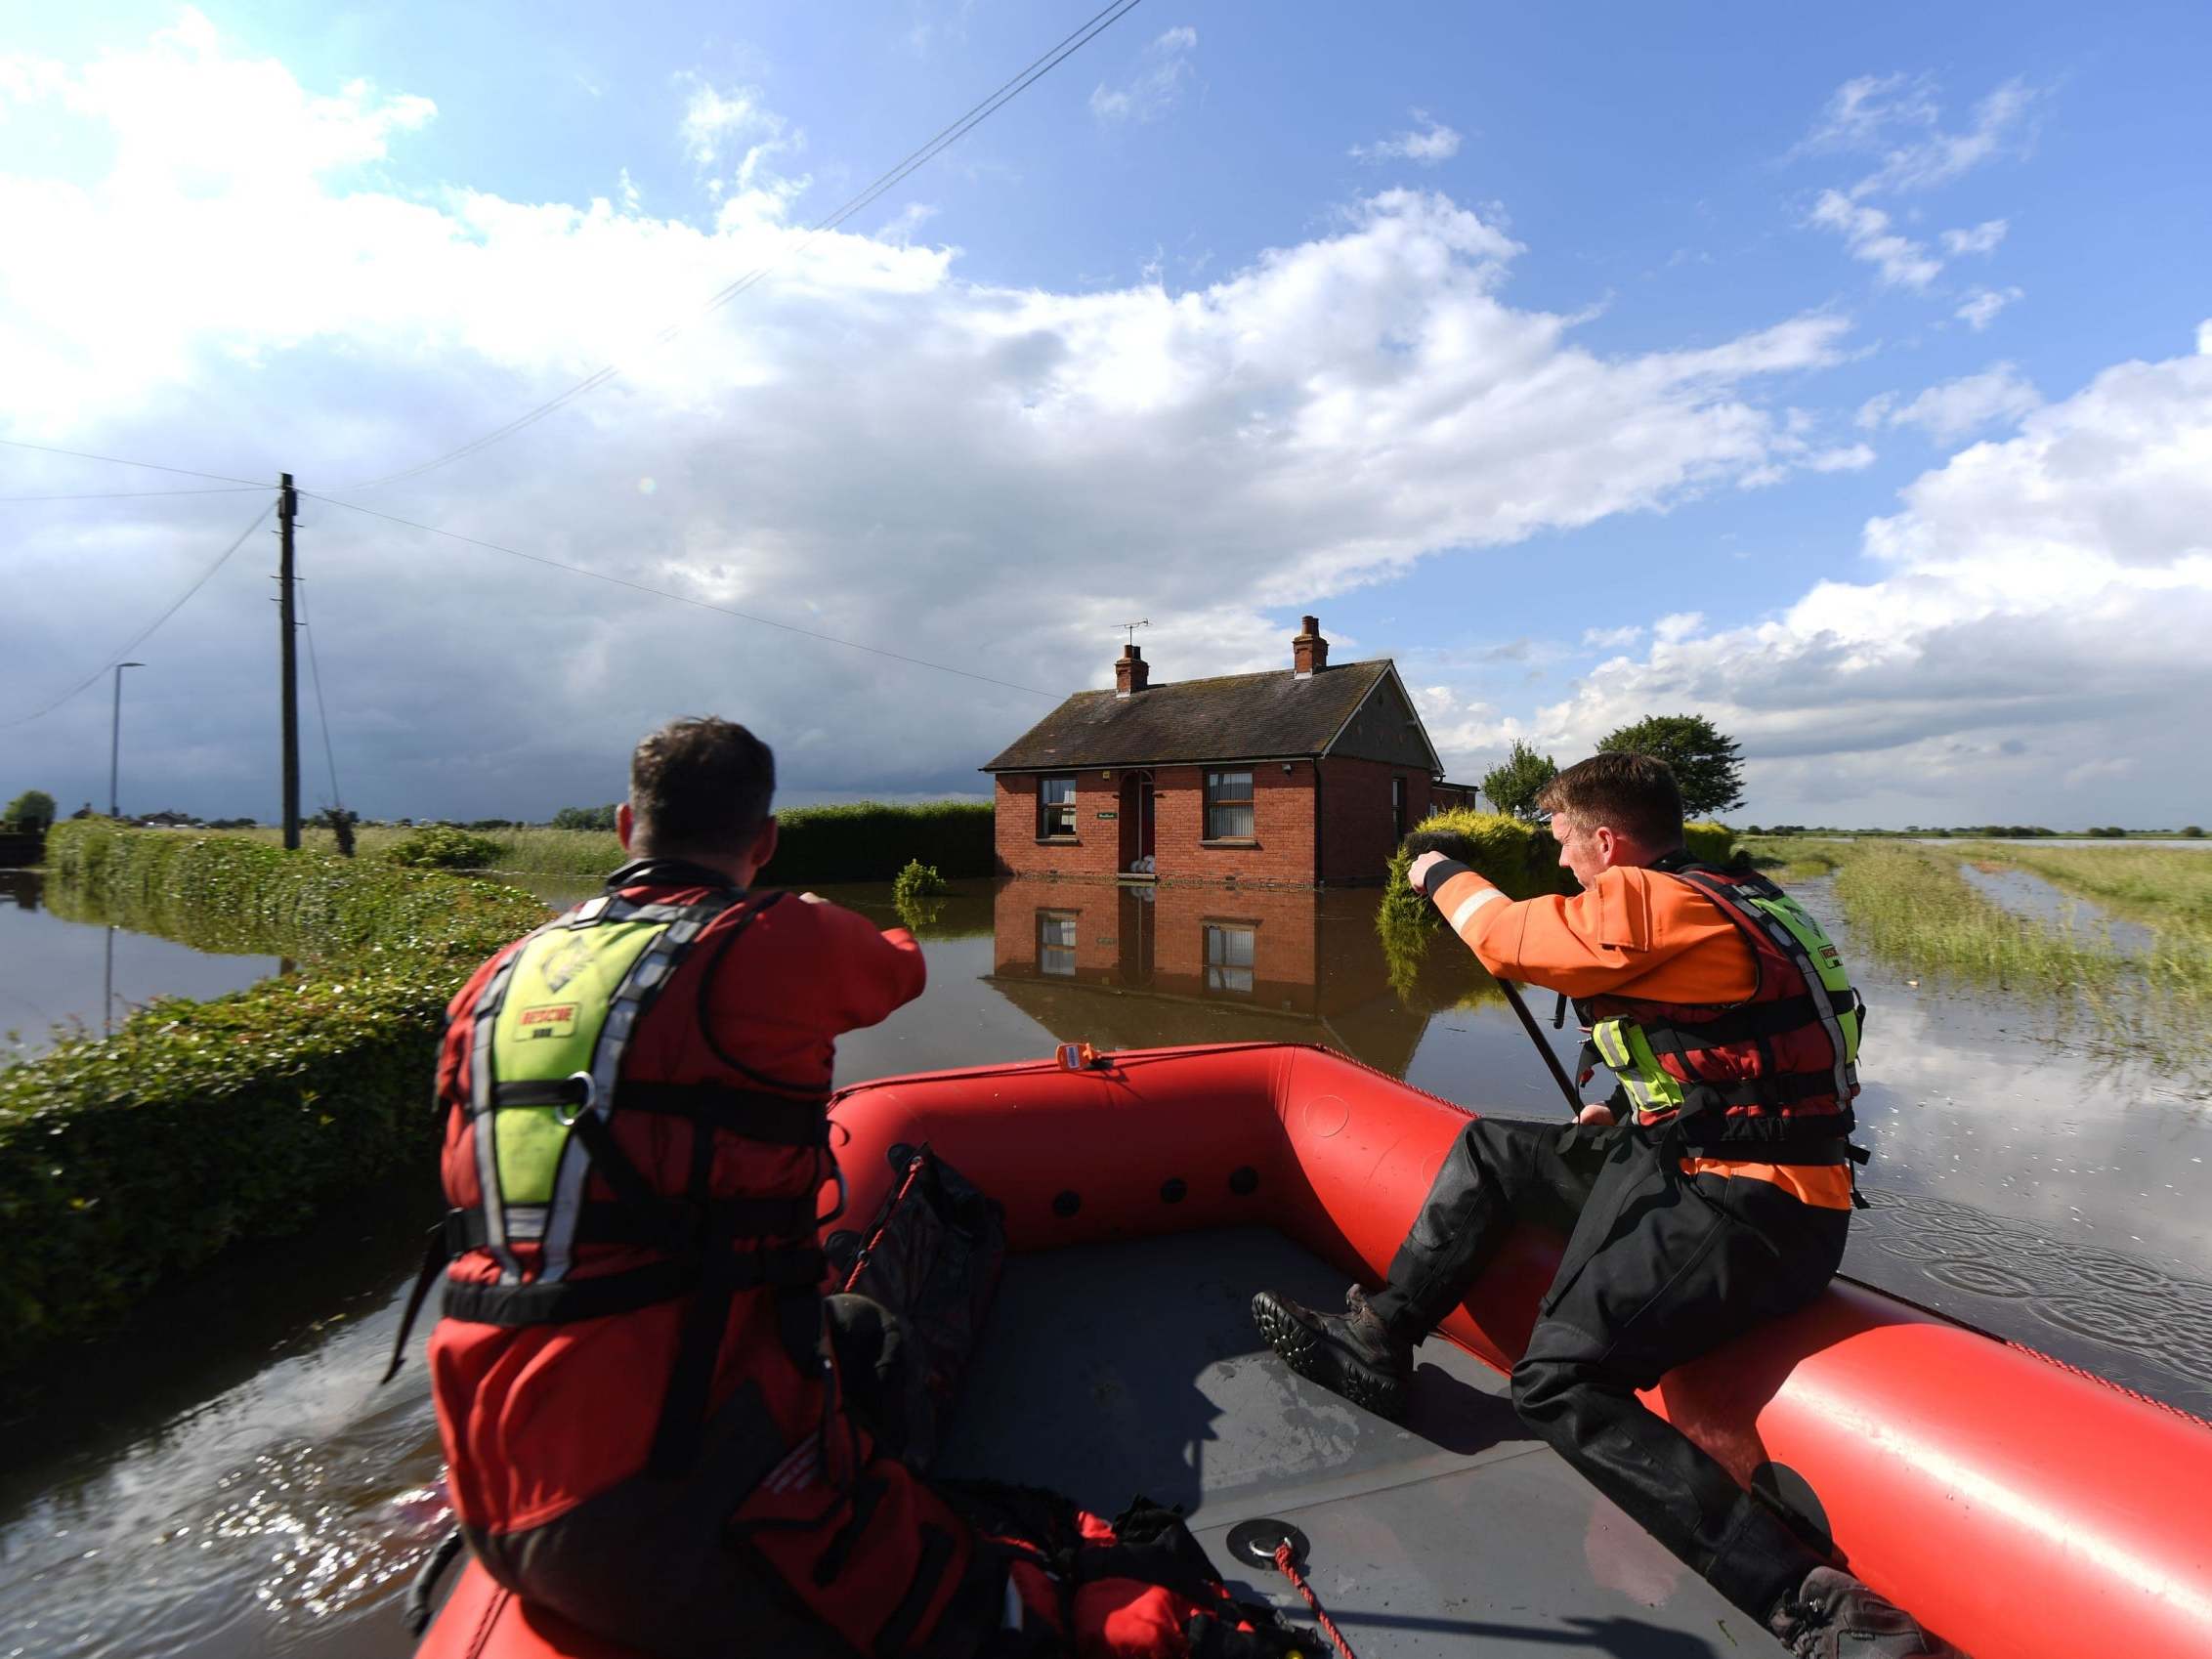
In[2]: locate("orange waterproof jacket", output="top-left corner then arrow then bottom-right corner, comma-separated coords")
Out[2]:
1425,860 -> 1853,1209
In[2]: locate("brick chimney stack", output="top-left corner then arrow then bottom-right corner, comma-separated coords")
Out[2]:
1115,643 -> 1150,697
1293,616 -> 1329,678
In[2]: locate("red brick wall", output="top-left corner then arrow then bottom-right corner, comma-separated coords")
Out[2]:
1151,762 -> 1316,885
997,760 -> 1429,885
1318,757 -> 1430,884
993,772 -> 1122,879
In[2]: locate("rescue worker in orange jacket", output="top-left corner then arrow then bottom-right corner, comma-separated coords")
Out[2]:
1252,752 -> 1948,1659
407,717 -> 1312,1659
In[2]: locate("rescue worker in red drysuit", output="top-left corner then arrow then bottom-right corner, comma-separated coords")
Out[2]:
411,717 -> 1308,1659
1252,753 -> 1949,1659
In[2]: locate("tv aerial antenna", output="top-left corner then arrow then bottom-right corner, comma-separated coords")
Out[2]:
1118,619 -> 1150,649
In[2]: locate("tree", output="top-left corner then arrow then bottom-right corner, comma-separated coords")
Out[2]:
319,806 -> 360,857
1595,713 -> 1745,819
552,803 -> 620,831
1480,741 -> 1559,821
4,789 -> 56,830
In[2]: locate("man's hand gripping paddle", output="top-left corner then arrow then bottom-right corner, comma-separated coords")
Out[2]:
1401,829 -> 1585,1120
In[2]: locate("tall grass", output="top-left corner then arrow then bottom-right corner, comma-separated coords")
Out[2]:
1744,837 -> 2211,1072
1827,843 -> 2129,996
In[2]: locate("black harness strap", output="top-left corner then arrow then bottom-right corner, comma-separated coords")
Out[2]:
615,1081 -> 831,1147
441,1197 -> 814,1253
872,1524 -> 960,1659
441,1246 -> 827,1327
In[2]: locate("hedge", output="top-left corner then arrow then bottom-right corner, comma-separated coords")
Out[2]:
1379,810 -> 1738,931
1,823 -> 548,1360
760,802 -> 994,886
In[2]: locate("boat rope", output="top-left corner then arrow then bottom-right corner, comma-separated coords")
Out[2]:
841,1151 -> 928,1292
1271,1542 -> 1359,1659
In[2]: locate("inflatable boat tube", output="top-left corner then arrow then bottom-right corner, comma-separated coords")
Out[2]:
417,1042 -> 2212,1659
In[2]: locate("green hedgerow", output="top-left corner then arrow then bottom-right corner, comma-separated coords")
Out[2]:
2,822 -> 547,1362
382,824 -> 505,870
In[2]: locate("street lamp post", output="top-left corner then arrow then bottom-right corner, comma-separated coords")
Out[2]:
109,661 -> 145,820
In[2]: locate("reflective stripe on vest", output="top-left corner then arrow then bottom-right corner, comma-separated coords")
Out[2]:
468,891 -> 740,1288
1675,868 -> 1860,1110
1585,864 -> 1861,1132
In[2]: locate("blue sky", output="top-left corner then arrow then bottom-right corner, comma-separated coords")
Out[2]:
5,2 -> 2211,826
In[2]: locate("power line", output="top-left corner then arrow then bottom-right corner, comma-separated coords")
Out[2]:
0,485 -> 267,502
343,0 -> 1146,493
0,435 -> 263,489
1,498 -> 276,730
303,489 -> 1059,701
297,576 -> 345,813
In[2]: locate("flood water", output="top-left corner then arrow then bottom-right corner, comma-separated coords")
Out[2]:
0,871 -> 285,1063
3,872 -> 2209,1658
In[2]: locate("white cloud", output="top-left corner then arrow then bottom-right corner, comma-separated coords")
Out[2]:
1861,363 -> 2041,443
1496,331 -> 2212,824
1351,110 -> 1463,166
1652,613 -> 1705,644
1806,443 -> 1878,471
1798,72 -> 2041,198
1954,285 -> 2024,331
1794,77 -> 2036,298
1583,624 -> 1644,650
1940,219 -> 2008,256
1808,191 -> 1941,288
1089,26 -> 1197,123
678,79 -> 782,168
0,16 -> 1872,821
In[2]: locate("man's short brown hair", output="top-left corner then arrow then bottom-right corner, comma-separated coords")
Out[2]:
1535,751 -> 1683,848
629,718 -> 775,852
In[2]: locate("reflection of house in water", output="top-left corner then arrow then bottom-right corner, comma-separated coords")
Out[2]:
0,871 -> 40,912
987,877 -> 1432,1076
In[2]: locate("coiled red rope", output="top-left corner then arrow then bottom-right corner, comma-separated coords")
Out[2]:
1272,1542 -> 1358,1659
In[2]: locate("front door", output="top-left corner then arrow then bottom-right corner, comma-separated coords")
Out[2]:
1119,771 -> 1156,874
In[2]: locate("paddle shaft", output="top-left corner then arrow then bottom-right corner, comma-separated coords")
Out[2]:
1498,976 -> 1585,1118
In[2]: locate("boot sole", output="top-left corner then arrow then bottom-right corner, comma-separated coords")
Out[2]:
1251,1292 -> 1407,1421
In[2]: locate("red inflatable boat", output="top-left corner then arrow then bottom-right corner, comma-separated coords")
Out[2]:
415,1042 -> 2212,1659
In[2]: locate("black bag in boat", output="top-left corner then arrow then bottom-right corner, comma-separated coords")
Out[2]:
826,1144 -> 1006,1471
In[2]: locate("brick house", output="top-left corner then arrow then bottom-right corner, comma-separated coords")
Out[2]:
982,617 -> 1470,887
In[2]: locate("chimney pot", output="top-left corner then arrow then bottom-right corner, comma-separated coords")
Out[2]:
1115,642 -> 1149,697
1293,616 -> 1329,679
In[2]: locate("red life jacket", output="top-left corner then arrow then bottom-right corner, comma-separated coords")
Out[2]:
406,860 -> 986,1657
1575,858 -> 1865,1159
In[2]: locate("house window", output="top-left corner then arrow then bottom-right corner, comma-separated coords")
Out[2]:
1038,775 -> 1077,838
1392,776 -> 1407,840
1204,924 -> 1255,996
1204,770 -> 1254,840
1038,911 -> 1078,976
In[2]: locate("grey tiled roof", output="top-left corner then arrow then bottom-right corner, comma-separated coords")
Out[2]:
982,660 -> 1394,771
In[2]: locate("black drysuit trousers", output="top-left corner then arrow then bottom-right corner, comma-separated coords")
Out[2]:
1364,1118 -> 1849,1623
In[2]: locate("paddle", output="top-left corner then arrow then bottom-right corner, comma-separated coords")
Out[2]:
1400,830 -> 1585,1119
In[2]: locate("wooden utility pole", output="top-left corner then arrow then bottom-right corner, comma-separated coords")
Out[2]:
277,473 -> 301,850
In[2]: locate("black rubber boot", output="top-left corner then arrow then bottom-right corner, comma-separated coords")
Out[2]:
1251,1286 -> 1413,1421
1767,1566 -> 1949,1658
